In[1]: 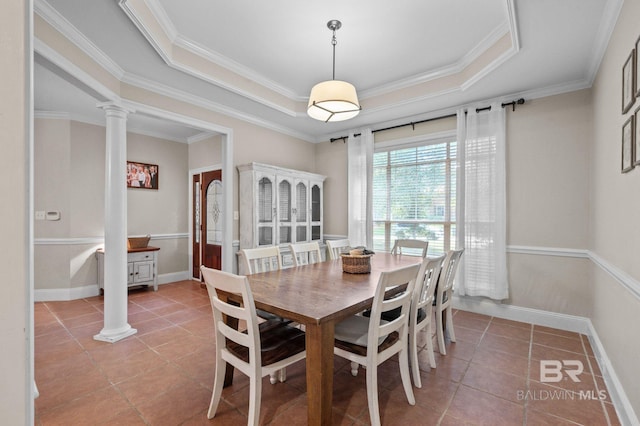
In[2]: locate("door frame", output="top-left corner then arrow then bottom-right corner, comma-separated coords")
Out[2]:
190,165 -> 223,280
118,104 -> 234,278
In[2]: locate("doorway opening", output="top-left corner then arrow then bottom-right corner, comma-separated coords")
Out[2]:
192,169 -> 223,280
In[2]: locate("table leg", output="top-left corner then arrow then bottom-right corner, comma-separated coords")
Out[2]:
305,321 -> 335,426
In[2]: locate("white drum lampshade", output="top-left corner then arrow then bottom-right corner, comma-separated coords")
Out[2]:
307,80 -> 361,122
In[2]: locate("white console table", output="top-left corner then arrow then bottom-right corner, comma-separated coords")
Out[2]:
96,246 -> 160,292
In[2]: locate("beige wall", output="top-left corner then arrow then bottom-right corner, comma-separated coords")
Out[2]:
33,118 -> 190,291
33,113 -> 319,291
188,135 -> 223,171
314,139 -> 348,236
0,0 -> 30,422
507,90 -> 591,248
505,90 -> 593,313
591,0 -> 640,413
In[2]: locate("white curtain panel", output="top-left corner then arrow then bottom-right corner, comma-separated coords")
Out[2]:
457,103 -> 509,300
347,128 -> 373,248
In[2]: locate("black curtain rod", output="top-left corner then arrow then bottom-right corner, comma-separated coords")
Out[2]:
330,98 -> 525,143
476,98 -> 525,113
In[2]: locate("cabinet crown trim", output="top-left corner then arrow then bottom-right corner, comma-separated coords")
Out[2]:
237,162 -> 326,181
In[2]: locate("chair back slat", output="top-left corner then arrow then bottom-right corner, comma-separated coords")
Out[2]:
438,249 -> 464,295
369,263 -> 420,346
326,239 -> 351,260
391,238 -> 429,258
242,246 -> 282,274
414,255 -> 446,312
289,241 -> 323,266
201,266 -> 260,359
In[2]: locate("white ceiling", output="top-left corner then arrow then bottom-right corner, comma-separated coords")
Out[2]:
34,0 -> 621,143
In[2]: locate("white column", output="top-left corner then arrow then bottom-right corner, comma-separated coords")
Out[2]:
94,103 -> 137,343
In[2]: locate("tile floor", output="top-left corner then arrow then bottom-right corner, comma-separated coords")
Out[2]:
34,280 -> 621,425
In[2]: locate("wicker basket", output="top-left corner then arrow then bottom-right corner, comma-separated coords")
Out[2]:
341,253 -> 373,274
127,235 -> 150,249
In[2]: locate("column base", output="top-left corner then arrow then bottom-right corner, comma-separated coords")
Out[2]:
93,325 -> 137,343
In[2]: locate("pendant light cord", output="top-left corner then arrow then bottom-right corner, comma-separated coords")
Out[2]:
331,29 -> 337,80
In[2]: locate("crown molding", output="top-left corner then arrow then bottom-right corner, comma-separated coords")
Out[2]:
504,0 -> 520,54
34,38 -> 120,102
355,21 -> 514,99
585,0 -> 624,85
34,109 -> 193,144
118,0 -> 300,116
34,9 -> 316,142
121,0 -> 524,115
142,0 -> 178,42
34,110 -> 70,120
174,35 -> 300,101
121,73 -> 314,142
35,0 -> 125,80
187,132 -> 217,144
144,0 -> 297,100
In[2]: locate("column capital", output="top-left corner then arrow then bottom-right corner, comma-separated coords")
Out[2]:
97,101 -> 135,117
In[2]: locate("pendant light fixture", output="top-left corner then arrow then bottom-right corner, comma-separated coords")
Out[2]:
307,20 -> 361,122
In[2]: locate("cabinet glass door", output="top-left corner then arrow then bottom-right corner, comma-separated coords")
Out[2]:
257,176 -> 275,246
295,180 -> 308,242
311,183 -> 322,241
278,178 -> 292,244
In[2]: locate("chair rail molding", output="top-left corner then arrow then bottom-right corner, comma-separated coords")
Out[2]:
34,233 -> 189,245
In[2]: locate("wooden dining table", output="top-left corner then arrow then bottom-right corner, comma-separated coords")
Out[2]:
230,252 -> 422,426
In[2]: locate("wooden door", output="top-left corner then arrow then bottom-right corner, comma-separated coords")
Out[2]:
192,174 -> 201,278
202,170 -> 223,272
193,170 -> 224,281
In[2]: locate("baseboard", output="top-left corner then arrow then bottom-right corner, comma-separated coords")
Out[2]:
453,295 -> 638,425
585,322 -> 640,426
157,271 -> 190,284
34,271 -> 190,302
452,295 -> 592,334
34,284 -> 100,302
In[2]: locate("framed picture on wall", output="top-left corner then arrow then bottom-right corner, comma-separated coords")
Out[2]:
127,161 -> 159,189
635,106 -> 640,165
622,49 -> 636,114
636,36 -> 640,97
622,115 -> 634,173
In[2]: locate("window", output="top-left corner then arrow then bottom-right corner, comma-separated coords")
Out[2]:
372,136 -> 457,256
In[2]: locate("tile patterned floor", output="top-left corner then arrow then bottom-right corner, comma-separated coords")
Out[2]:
34,280 -> 621,425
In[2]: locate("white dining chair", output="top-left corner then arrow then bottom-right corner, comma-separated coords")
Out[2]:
326,238 -> 351,260
241,246 -> 283,274
333,263 -> 420,426
289,241 -> 323,266
391,238 -> 429,258
240,246 -> 291,354
435,248 -> 464,356
201,266 -> 306,426
408,254 -> 445,387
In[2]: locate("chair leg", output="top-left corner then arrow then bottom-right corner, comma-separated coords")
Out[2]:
207,359 -> 226,419
446,306 -> 456,343
409,327 -> 421,388
399,347 -> 416,406
248,373 -> 262,426
425,321 -> 437,369
436,308 -> 447,355
269,372 -> 277,384
278,368 -> 287,383
350,361 -> 359,377
365,364 -> 381,426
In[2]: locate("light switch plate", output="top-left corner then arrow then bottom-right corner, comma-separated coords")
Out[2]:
35,211 -> 45,220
